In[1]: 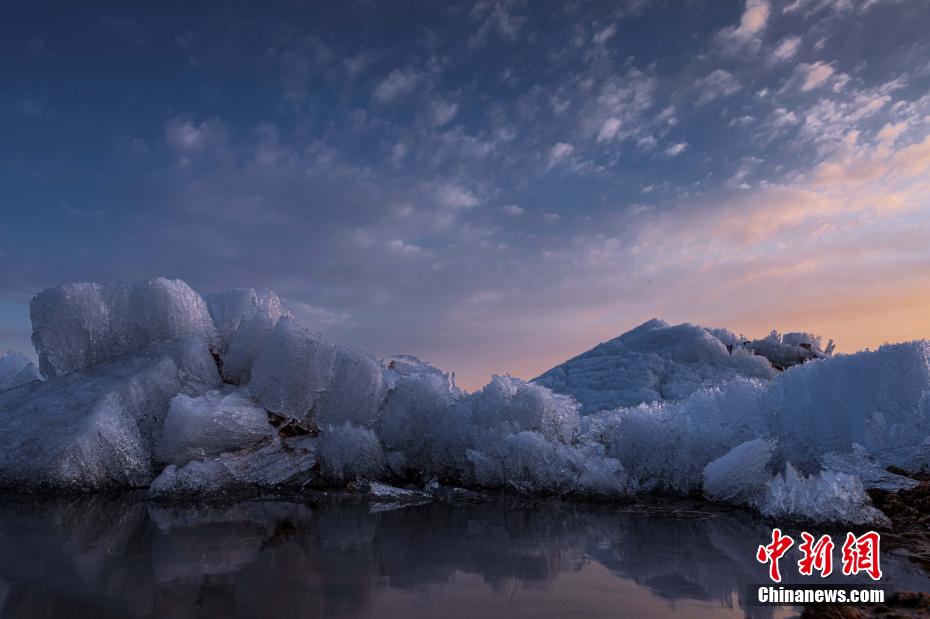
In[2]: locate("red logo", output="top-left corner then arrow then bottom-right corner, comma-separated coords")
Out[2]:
757,529 -> 881,582
841,531 -> 882,581
798,532 -> 834,577
756,528 -> 794,582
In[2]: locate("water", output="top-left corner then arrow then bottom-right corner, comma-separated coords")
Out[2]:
0,493 -> 927,618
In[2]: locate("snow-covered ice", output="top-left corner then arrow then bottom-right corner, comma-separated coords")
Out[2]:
533,319 -> 776,414
0,340 -> 219,491
30,278 -> 216,378
157,389 -> 276,466
747,330 -> 834,370
764,341 -> 930,467
703,438 -> 777,505
318,423 -> 385,482
205,288 -> 290,384
247,317 -> 386,427
0,351 -> 40,393
149,436 -> 317,497
5,276 -> 930,526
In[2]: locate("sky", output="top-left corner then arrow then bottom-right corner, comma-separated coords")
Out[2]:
2,0 -> 930,390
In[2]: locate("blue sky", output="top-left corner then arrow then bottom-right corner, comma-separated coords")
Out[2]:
3,0 -> 930,388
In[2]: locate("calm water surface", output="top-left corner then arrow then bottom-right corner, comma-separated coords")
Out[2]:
0,494 -> 927,618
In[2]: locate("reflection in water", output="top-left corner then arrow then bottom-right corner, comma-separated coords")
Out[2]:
0,494 -> 927,618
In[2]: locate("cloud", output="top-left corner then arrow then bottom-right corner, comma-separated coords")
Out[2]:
597,117 -> 622,141
783,0 -> 886,16
581,69 -> 656,143
387,239 -> 427,255
429,99 -> 459,127
547,142 -> 574,169
436,183 -> 479,209
374,68 -> 422,102
469,0 -> 528,48
391,142 -> 408,166
772,36 -> 802,62
798,61 -> 835,91
799,78 -> 905,144
664,142 -> 688,157
98,13 -> 146,45
718,0 -> 770,47
771,107 -> 800,128
8,0 -> 930,392
592,24 -> 618,45
344,52 -> 373,77
164,118 -> 227,152
695,69 -> 742,104
637,135 -> 658,150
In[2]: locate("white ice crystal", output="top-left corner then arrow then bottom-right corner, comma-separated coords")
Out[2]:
149,435 -> 317,497
247,318 -> 385,427
747,330 -> 832,370
8,276 -> 930,527
534,319 -> 776,414
205,288 -> 290,384
30,278 -> 216,378
759,464 -> 889,527
157,389 -> 275,466
318,423 -> 385,483
0,350 -> 40,393
0,341 -> 219,491
821,444 -> 920,492
764,341 -> 930,467
604,377 -> 769,494
703,438 -> 777,505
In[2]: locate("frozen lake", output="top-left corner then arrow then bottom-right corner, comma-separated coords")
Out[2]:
0,494 -> 927,618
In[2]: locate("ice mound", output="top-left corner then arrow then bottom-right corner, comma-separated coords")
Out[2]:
149,436 -> 317,497
381,354 -> 459,391
821,445 -> 920,492
602,377 -> 769,494
204,288 -> 290,384
759,464 -> 889,527
747,330 -> 834,370
7,276 -> 930,526
156,389 -> 275,466
764,341 -> 930,466
0,351 -> 40,393
534,319 -> 776,414
318,423 -> 385,483
699,438 -> 889,525
703,438 -> 777,505
0,342 -> 219,492
248,318 -> 386,427
30,278 -> 216,378
380,373 -> 627,497
378,356 -> 463,478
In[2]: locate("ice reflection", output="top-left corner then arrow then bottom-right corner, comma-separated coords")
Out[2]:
0,495 -> 926,618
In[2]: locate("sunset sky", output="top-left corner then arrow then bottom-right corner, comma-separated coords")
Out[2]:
2,0 -> 930,390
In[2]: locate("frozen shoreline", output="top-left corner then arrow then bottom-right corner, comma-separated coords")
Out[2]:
2,277 -> 929,528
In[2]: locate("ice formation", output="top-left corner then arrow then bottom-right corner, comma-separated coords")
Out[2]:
0,340 -> 219,491
157,389 -> 276,466
149,436 -> 317,497
533,319 -> 776,414
204,288 -> 290,384
0,350 -> 40,393
764,341 -> 930,467
746,330 -> 834,370
247,317 -> 385,427
30,278 -> 216,378
3,276 -> 930,527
